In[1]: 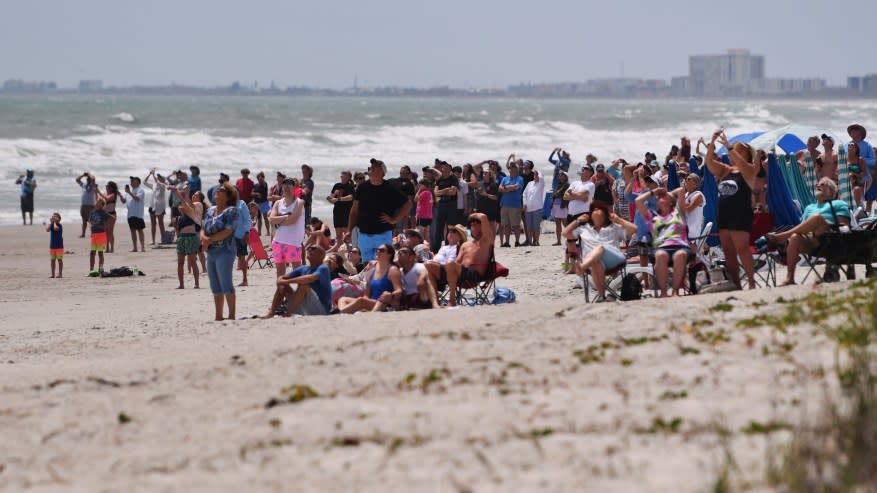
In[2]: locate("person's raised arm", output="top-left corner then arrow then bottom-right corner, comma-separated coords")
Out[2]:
634,187 -> 653,220
705,130 -> 731,180
75,173 -> 86,186
609,211 -> 637,236
548,148 -> 559,165
561,214 -> 587,240
722,133 -> 759,187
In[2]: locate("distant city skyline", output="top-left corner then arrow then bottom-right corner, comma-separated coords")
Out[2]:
2,0 -> 875,89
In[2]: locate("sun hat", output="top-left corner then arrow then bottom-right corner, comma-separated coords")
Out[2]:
848,124 -> 867,139
450,224 -> 468,241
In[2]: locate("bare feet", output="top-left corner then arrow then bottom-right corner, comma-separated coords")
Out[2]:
130,249 -> 138,252
140,248 -> 145,252
780,280 -> 796,286
237,281 -> 248,287
50,275 -> 55,278
194,284 -> 199,289
57,275 -> 62,278
177,285 -> 184,289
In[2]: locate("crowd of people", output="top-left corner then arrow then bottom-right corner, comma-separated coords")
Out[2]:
19,122 -> 876,315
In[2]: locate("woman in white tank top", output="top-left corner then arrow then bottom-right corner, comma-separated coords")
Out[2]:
681,174 -> 705,240
268,178 -> 306,277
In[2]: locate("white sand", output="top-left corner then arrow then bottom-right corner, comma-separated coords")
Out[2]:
0,223 -> 848,491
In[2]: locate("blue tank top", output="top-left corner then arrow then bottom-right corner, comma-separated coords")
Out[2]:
369,267 -> 394,300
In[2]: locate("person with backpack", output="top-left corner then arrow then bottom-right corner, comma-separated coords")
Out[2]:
561,200 -> 636,303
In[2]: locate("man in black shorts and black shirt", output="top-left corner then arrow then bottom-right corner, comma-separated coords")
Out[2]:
431,159 -> 458,253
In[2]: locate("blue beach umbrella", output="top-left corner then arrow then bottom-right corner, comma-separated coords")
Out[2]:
748,124 -> 846,155
718,131 -> 765,155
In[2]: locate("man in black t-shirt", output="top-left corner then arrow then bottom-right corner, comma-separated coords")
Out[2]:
345,159 -> 411,261
387,165 -> 417,234
328,170 -> 356,246
432,159 -> 458,253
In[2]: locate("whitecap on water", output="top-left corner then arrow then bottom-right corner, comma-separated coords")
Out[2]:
111,112 -> 136,123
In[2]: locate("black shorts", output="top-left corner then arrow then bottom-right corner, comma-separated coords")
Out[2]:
417,217 -> 433,227
400,293 -> 432,310
20,194 -> 34,213
459,266 -> 483,284
566,212 -> 585,225
717,207 -> 753,232
333,207 -> 349,228
127,216 -> 146,230
654,245 -> 693,262
235,237 -> 248,257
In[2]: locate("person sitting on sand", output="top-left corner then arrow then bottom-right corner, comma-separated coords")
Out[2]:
402,229 -> 432,262
446,213 -> 494,307
304,216 -> 333,251
635,186 -> 691,298
766,177 -> 851,286
396,247 -> 439,309
263,245 -> 333,317
561,200 -> 636,302
337,243 -> 402,313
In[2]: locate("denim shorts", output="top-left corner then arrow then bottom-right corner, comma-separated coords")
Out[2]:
600,246 -> 626,270
358,230 -> 392,262
207,244 -> 236,295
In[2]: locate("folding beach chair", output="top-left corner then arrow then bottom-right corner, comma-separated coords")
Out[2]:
686,221 -> 714,294
456,257 -> 509,306
441,248 -> 509,306
801,221 -> 877,283
247,228 -> 274,269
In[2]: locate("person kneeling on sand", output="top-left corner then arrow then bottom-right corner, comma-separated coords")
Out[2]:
446,213 -> 494,306
262,245 -> 333,317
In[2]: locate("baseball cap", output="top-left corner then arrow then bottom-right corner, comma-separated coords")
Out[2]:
581,163 -> 594,172
595,163 -> 606,172
821,133 -> 834,143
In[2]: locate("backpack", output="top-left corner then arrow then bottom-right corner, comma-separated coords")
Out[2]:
620,273 -> 642,301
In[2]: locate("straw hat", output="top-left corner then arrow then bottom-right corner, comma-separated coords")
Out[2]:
848,124 -> 867,139
450,224 -> 468,241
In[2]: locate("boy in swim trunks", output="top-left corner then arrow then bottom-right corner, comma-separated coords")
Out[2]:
88,198 -> 111,274
46,212 -> 64,278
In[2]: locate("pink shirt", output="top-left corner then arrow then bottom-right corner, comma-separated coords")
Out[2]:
416,190 -> 433,219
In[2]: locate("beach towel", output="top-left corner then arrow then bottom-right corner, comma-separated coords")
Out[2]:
837,149 -> 854,207
766,154 -> 801,227
780,154 -> 814,208
802,155 -> 818,204
667,161 -> 680,190
700,158 -> 721,247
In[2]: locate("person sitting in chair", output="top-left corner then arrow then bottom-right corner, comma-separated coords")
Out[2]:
446,213 -> 495,307
635,186 -> 691,297
767,177 -> 851,286
561,200 -> 636,302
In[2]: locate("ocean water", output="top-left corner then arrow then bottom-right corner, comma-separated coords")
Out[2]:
2,95 -> 876,225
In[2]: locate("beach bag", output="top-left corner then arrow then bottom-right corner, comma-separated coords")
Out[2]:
161,230 -> 175,244
620,274 -> 642,301
491,287 -> 516,304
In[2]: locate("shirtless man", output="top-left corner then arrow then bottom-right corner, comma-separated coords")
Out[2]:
817,134 -> 838,182
446,212 -> 494,307
796,136 -> 821,176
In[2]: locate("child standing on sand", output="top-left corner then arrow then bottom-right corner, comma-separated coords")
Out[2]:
47,212 -> 64,278
88,198 -> 111,274
415,179 -> 433,241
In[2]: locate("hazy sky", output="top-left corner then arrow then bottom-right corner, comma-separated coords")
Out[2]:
2,0 -> 874,89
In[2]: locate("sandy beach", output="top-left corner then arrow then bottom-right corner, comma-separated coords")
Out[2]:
0,222 -> 856,492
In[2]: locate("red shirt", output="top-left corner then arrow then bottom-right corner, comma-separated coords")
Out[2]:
236,177 -> 254,203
